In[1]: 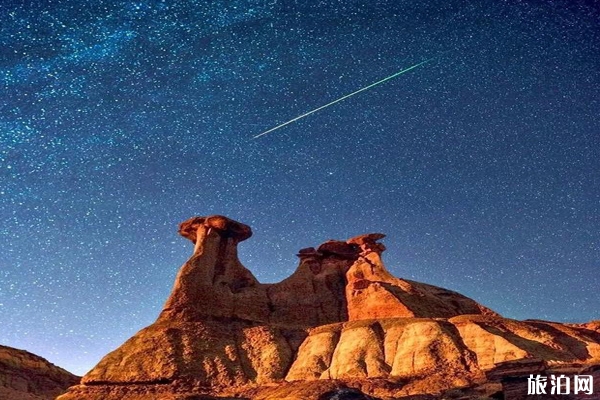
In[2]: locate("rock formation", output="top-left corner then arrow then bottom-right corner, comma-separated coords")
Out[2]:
0,345 -> 79,400
58,215 -> 600,400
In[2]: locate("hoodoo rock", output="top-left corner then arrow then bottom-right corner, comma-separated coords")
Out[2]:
0,345 -> 79,400
59,215 -> 600,400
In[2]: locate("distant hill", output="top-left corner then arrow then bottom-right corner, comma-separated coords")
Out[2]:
0,345 -> 79,400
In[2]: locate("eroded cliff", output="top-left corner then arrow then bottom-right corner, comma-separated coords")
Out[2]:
58,215 -> 600,400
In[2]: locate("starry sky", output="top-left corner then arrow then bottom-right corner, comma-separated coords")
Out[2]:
1,0 -> 599,376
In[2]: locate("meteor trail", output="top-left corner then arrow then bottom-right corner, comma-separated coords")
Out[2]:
252,56 -> 439,139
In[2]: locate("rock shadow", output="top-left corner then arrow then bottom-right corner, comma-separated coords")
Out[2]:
525,321 -> 591,360
476,323 -> 587,363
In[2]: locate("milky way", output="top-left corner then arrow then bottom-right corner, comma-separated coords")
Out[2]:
1,0 -> 599,375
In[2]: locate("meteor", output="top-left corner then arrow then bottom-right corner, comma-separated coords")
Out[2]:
252,56 -> 439,139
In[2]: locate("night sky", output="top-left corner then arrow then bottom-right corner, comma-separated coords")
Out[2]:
1,0 -> 599,376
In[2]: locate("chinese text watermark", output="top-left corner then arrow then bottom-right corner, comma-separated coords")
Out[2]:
527,374 -> 594,395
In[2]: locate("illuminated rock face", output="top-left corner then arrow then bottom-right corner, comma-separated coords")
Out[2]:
0,345 -> 79,400
58,215 -> 600,400
161,216 -> 494,326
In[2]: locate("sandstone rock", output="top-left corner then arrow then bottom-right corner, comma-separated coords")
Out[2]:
0,345 -> 79,400
569,320 -> 600,334
160,216 -> 262,322
286,318 -> 479,389
58,215 -> 600,400
81,320 -> 301,389
326,322 -> 389,379
585,321 -> 600,333
347,233 -> 386,255
317,240 -> 360,260
296,247 -> 320,258
344,243 -> 497,321
452,317 -> 533,370
179,215 -> 252,243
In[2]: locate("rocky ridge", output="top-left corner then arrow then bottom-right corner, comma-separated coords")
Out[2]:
58,215 -> 600,400
0,344 -> 79,400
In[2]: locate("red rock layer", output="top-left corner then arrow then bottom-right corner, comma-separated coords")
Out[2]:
0,345 -> 79,400
58,215 -> 600,400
